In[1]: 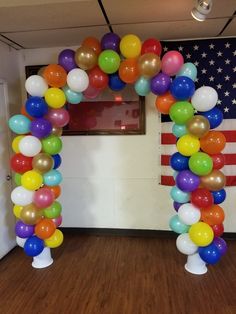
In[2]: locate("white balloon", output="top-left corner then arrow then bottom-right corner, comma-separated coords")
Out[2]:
191,86 -> 218,112
11,186 -> 34,206
19,135 -> 42,157
67,68 -> 89,92
16,236 -> 27,248
176,233 -> 198,255
25,75 -> 48,97
178,203 -> 201,225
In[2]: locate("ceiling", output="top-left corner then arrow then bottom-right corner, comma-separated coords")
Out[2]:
0,0 -> 235,49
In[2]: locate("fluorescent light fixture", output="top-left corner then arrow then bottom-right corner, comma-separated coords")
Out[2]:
191,0 -> 213,22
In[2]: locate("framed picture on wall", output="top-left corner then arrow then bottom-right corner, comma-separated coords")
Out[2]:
25,65 -> 146,136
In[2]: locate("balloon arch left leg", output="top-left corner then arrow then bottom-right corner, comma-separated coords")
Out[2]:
9,34 -> 227,272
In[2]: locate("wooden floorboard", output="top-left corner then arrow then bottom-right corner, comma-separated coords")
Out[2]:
0,231 -> 236,314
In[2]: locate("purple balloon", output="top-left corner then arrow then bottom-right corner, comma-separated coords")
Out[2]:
15,221 -> 34,238
173,201 -> 182,212
30,118 -> 52,138
176,170 -> 200,192
150,73 -> 171,95
101,33 -> 121,52
213,237 -> 227,255
58,49 -> 77,72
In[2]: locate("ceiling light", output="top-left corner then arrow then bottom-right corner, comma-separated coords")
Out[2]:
191,0 -> 213,22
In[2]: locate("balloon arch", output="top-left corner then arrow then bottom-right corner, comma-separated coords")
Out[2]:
8,33 -> 227,273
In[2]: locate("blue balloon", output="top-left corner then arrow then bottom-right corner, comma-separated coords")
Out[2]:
109,73 -> 126,91
63,85 -> 83,104
170,186 -> 190,203
170,152 -> 189,171
25,96 -> 48,118
176,62 -> 197,81
200,107 -> 223,129
198,243 -> 221,264
24,236 -> 44,257
8,114 -> 31,134
43,169 -> 62,186
134,77 -> 150,96
170,76 -> 195,100
172,124 -> 187,138
212,189 -> 226,204
169,215 -> 190,234
52,154 -> 62,169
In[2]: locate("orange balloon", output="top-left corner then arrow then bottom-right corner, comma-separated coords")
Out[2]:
44,185 -> 61,199
82,37 -> 101,56
155,92 -> 176,114
43,64 -> 67,88
200,131 -> 226,154
35,218 -> 56,239
201,204 -> 225,225
21,105 -> 33,120
119,58 -> 139,83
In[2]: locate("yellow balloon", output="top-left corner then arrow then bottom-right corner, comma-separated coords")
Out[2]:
44,229 -> 63,248
44,87 -> 66,109
120,34 -> 141,58
177,134 -> 200,156
12,135 -> 25,153
13,205 -> 23,218
189,222 -> 214,247
21,170 -> 43,191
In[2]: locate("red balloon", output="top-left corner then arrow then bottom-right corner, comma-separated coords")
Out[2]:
141,38 -> 162,56
211,223 -> 224,237
211,153 -> 225,170
191,188 -> 214,208
10,153 -> 33,174
89,66 -> 108,90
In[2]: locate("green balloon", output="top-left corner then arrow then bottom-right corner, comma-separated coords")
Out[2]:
189,152 -> 213,176
169,101 -> 194,125
41,135 -> 62,155
169,215 -> 190,234
44,201 -> 62,219
98,50 -> 120,74
14,173 -> 22,186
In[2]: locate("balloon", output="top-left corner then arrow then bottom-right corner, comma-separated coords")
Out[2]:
24,236 -> 44,257
170,76 -> 195,101
141,38 -> 162,56
198,243 -> 221,264
43,169 -> 62,186
187,115 -> 210,138
32,153 -> 54,173
201,204 -> 225,225
211,153 -> 225,170
14,205 -> 23,219
44,201 -> 62,219
200,169 -> 226,191
10,153 -> 33,174
212,189 -> 226,204
134,77 -> 150,96
20,203 -> 43,225
21,104 -> 33,120
25,96 -> 48,118
30,118 -> 52,138
52,215 -> 62,227
150,73 -> 171,95
44,88 -> 66,109
44,185 -> 61,199
176,170 -> 200,192
176,233 -> 198,255
189,152 -> 213,176
44,229 -> 63,248
169,101 -> 194,125
19,135 -> 42,157
25,75 -> 48,97
172,124 -> 187,138
83,85 -> 101,99
191,86 -> 218,112
118,58 -> 139,83
52,154 -> 61,169
45,108 -> 69,128
82,37 -> 101,55
170,186 -> 190,203
161,50 -> 184,76
43,64 -> 67,88
75,46 -> 97,70
191,188 -> 214,208
15,220 -> 34,238
155,92 -> 176,115
178,203 -> 201,225
88,66 -> 109,90
189,222 -> 214,247
21,170 -> 43,191
200,131 -> 226,155
170,152 -> 189,171
213,237 -> 227,255
108,73 -> 126,91
173,201 -> 182,212
51,126 -> 63,137
101,32 -> 120,52
212,224 -> 224,237
138,53 -> 161,78
11,186 -> 34,206
33,187 -> 55,208
58,49 -> 77,72
169,215 -> 190,234
177,134 -> 200,156
12,135 -> 25,153
8,114 -> 31,134
200,107 -> 223,129
35,219 -> 56,240
41,135 -> 62,155
67,68 -> 89,92
120,34 -> 141,58
98,50 -> 120,74
176,62 -> 197,81
14,173 -> 22,186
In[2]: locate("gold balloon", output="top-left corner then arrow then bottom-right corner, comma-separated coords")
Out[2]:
138,53 -> 161,78
75,46 -> 98,70
201,170 -> 226,191
20,204 -> 43,225
187,115 -> 210,138
32,153 -> 54,174
51,126 -> 63,137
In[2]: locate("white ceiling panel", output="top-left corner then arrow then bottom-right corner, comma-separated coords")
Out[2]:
220,19 -> 236,36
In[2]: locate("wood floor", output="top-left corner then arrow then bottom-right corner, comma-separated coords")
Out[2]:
0,231 -> 236,314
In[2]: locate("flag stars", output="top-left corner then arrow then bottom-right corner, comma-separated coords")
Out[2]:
217,84 -> 222,89
217,68 -> 223,73
233,50 -> 236,56
209,60 -> 215,65
194,61 -> 199,66
233,67 -> 236,72
209,43 -> 215,49
224,91 -> 230,97
195,78 -> 199,83
224,107 -> 229,113
178,46 -> 183,51
163,46 -> 168,52
225,75 -> 230,81
225,59 -> 231,64
233,83 -> 236,89
232,99 -> 236,105
201,68 -> 207,74
225,42 -> 230,48
217,99 -> 222,105
186,53 -> 191,59
201,52 -> 207,58
209,76 -> 215,82
217,51 -> 223,57
193,45 -> 199,50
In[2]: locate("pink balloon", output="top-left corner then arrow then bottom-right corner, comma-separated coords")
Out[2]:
161,50 -> 184,76
52,215 -> 62,227
45,108 -> 70,127
33,187 -> 55,208
83,84 -> 100,99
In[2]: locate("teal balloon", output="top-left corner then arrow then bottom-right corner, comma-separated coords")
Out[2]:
8,114 -> 31,134
176,63 -> 197,81
170,186 -> 190,203
172,124 -> 187,138
169,215 -> 190,234
134,77 -> 150,96
63,85 -> 83,104
43,169 -> 62,186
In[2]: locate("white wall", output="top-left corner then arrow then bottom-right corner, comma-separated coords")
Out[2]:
19,46 -> 236,232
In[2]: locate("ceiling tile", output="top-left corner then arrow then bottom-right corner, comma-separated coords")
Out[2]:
220,19 -> 236,36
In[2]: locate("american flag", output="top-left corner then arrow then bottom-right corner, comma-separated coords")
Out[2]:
160,37 -> 236,186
